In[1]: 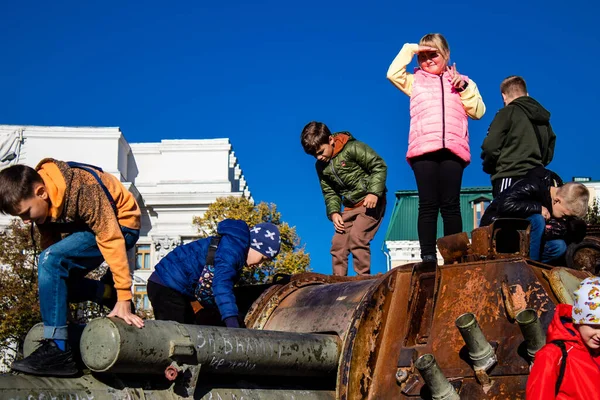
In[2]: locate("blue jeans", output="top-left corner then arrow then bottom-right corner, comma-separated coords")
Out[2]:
527,214 -> 567,263
38,226 -> 139,340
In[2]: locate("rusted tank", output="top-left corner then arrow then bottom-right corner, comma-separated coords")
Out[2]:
565,223 -> 600,274
0,218 -> 593,399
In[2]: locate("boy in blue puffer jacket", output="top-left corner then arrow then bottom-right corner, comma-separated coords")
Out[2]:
147,219 -> 280,328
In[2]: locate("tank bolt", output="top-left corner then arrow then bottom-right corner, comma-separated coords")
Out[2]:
165,365 -> 179,381
395,368 -> 409,384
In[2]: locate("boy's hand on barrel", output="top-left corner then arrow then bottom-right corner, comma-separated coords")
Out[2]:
109,301 -> 145,328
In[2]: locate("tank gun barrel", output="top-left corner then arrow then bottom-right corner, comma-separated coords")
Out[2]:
80,317 -> 341,377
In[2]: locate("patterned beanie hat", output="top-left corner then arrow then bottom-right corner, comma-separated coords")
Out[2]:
572,277 -> 600,324
249,223 -> 281,259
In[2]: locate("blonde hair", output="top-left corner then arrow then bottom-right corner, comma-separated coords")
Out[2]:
557,183 -> 590,218
419,33 -> 450,61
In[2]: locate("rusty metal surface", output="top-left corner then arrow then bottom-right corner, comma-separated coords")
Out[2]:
256,274 -> 379,338
490,219 -> 530,259
438,219 -> 531,265
335,258 -> 560,399
246,273 -> 376,332
566,236 -> 600,274
471,226 -> 493,258
336,272 -> 396,400
429,259 -> 552,377
437,232 -> 471,264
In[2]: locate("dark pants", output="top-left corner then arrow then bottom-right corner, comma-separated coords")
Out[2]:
411,150 -> 465,259
147,280 -> 196,324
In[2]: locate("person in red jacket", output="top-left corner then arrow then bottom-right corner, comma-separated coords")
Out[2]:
527,277 -> 600,399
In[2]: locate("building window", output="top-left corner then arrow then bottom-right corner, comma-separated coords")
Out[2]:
474,200 -> 490,227
134,285 -> 150,310
136,244 -> 151,270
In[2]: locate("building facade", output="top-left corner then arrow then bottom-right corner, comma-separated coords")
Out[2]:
0,125 -> 252,310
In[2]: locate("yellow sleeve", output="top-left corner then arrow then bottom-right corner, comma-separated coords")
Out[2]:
460,78 -> 486,120
386,43 -> 419,96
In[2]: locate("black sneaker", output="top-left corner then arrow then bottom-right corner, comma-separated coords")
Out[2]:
416,255 -> 438,273
11,339 -> 78,376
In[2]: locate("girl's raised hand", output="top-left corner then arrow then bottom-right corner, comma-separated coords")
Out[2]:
447,63 -> 464,89
417,45 -> 438,53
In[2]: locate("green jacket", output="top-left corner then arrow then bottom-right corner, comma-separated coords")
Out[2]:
316,132 -> 387,219
481,96 -> 556,181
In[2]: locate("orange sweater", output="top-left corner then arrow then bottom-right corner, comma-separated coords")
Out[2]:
36,159 -> 141,301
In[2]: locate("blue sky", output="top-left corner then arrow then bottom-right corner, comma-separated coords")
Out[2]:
2,1 -> 598,275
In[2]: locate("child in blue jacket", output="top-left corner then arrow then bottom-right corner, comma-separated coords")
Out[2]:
147,219 -> 280,328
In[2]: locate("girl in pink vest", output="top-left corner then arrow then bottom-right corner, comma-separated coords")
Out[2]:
386,33 -> 486,265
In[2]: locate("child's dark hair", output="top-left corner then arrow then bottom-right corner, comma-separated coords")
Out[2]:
300,121 -> 331,156
0,165 -> 44,214
500,76 -> 528,98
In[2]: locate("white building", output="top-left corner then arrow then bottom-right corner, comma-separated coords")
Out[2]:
0,125 -> 252,310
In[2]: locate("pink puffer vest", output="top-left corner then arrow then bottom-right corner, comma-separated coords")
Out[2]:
406,69 -> 470,164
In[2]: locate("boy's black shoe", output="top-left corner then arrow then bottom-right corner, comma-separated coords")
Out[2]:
11,339 -> 78,376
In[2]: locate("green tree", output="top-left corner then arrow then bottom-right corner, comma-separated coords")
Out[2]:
586,198 -> 600,225
192,196 -> 311,284
0,220 -> 41,369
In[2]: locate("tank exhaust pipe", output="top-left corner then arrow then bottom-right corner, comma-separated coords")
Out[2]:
455,312 -> 497,371
516,308 -> 546,359
415,354 -> 460,400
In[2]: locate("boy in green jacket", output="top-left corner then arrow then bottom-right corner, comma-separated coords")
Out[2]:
481,76 -> 557,197
301,121 -> 387,276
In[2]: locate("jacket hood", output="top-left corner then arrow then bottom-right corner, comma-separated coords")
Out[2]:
510,96 -> 551,124
217,219 -> 251,243
331,131 -> 353,157
35,158 -> 67,220
546,304 -> 585,349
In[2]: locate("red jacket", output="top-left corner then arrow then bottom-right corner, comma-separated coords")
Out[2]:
526,304 -> 600,399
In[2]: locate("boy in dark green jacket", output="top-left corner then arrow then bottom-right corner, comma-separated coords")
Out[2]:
481,76 -> 556,197
301,121 -> 387,276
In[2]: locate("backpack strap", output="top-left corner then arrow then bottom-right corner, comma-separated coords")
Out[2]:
67,161 -> 117,216
551,340 -> 568,396
206,236 -> 221,266
189,236 -> 221,315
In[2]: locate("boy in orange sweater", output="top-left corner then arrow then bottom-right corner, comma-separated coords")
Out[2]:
0,159 -> 144,376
